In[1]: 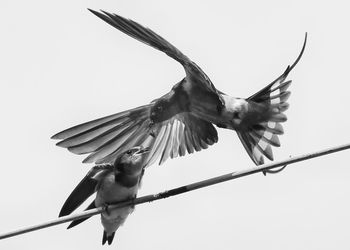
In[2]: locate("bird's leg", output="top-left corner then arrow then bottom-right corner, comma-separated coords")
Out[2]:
103,203 -> 111,216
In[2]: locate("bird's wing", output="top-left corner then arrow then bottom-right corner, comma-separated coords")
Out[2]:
88,9 -> 189,65
136,113 -> 218,167
66,201 -> 96,229
52,104 -> 153,163
52,104 -> 218,166
59,165 -> 112,217
88,9 -> 222,101
52,104 -> 153,164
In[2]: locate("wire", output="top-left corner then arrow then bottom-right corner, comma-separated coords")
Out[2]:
1,142 -> 350,240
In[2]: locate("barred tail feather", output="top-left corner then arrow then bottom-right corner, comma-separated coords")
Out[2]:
240,72 -> 291,165
237,131 -> 274,165
239,33 -> 307,165
239,82 -> 289,165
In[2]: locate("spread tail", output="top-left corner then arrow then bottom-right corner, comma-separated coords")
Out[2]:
238,33 -> 307,165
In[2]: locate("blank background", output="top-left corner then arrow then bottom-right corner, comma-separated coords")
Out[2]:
1,0 -> 350,249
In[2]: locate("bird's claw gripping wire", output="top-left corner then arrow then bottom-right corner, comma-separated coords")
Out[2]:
103,203 -> 111,215
263,165 -> 288,176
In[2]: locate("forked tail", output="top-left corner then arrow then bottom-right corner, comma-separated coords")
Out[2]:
102,231 -> 115,245
237,33 -> 307,165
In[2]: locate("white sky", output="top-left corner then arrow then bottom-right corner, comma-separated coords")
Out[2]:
1,0 -> 350,249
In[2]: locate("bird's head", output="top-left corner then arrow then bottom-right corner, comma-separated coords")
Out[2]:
114,146 -> 150,176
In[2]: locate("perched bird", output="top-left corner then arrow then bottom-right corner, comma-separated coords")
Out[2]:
52,9 -> 307,168
59,146 -> 149,245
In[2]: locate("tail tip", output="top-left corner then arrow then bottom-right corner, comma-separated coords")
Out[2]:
102,231 -> 115,245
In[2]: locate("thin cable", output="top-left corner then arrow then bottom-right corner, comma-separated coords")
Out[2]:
0,142 -> 349,240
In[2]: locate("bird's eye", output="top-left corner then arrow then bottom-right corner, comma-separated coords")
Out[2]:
126,149 -> 132,155
157,106 -> 162,111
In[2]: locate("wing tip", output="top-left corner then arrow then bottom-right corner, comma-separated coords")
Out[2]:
51,132 -> 63,140
87,8 -> 99,15
56,140 -> 68,148
58,203 -> 74,218
58,210 -> 67,218
88,8 -> 113,23
82,157 -> 94,164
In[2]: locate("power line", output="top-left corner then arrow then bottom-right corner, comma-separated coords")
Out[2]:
1,142 -> 350,240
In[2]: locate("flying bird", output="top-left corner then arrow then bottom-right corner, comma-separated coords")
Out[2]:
52,9 -> 307,168
59,146 -> 149,245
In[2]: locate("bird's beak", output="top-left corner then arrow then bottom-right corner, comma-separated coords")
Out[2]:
138,147 -> 150,155
149,121 -> 154,128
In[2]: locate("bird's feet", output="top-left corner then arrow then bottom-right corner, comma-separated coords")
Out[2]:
103,203 -> 111,216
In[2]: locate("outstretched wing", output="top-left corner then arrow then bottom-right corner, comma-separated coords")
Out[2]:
52,104 -> 218,166
66,201 -> 96,229
88,9 -> 222,103
99,113 -> 219,166
88,9 -> 189,65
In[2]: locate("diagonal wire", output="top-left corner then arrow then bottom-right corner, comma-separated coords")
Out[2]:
1,142 -> 350,240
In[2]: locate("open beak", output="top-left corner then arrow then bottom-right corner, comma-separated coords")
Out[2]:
137,147 -> 150,155
149,120 -> 154,128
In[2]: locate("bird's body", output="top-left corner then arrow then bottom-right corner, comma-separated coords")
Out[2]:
157,77 -> 247,129
52,9 -> 307,167
59,146 -> 149,245
96,172 -> 138,242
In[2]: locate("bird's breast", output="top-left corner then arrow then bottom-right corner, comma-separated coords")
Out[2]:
95,173 -> 139,234
95,173 -> 139,207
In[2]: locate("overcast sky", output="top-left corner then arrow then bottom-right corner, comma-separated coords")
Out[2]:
1,0 -> 350,249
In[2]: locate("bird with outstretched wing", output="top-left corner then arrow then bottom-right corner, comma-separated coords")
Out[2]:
52,9 -> 307,170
